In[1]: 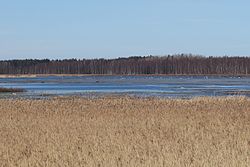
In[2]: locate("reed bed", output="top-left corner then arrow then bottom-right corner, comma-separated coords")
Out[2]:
0,96 -> 249,167
0,87 -> 25,93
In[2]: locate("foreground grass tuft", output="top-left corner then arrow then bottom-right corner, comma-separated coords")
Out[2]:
0,96 -> 249,166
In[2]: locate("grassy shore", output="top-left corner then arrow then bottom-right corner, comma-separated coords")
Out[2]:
0,96 -> 249,166
0,74 -> 250,78
0,87 -> 25,93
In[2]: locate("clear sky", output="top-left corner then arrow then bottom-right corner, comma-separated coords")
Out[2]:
0,0 -> 250,60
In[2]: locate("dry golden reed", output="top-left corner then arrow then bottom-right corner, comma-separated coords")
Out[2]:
0,96 -> 249,167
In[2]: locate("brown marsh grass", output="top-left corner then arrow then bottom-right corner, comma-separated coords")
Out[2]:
0,88 -> 25,93
0,96 -> 249,166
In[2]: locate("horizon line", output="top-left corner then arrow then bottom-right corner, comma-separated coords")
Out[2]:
1,54 -> 250,61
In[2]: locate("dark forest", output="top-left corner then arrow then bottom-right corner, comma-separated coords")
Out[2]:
1,54 -> 250,75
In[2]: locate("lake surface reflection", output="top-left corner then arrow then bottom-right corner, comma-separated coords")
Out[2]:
0,75 -> 250,98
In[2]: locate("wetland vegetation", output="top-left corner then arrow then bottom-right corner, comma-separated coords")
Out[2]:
0,96 -> 249,166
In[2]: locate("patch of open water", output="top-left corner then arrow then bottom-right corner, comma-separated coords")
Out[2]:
0,76 -> 250,99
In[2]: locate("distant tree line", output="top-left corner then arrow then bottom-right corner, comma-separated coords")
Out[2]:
0,54 -> 250,75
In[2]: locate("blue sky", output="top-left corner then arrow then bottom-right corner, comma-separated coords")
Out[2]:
0,0 -> 250,60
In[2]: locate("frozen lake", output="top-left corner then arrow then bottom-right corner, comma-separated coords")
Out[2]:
0,75 -> 250,98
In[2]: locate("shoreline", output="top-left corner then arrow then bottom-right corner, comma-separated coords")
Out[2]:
1,94 -> 249,100
0,73 -> 250,78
